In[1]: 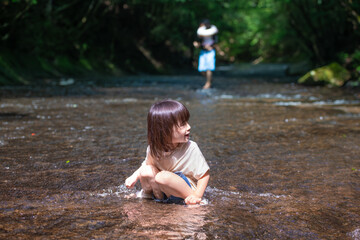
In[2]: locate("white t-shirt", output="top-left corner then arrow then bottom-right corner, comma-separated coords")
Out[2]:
143,140 -> 210,189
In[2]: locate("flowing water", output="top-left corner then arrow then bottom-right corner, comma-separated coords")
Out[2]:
0,75 -> 359,239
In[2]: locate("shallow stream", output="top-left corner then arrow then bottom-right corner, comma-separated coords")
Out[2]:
0,75 -> 359,239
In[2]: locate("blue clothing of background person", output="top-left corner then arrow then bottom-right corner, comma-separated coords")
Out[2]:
193,19 -> 218,89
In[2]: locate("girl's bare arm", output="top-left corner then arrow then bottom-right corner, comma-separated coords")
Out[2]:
125,151 -> 158,189
185,171 -> 210,205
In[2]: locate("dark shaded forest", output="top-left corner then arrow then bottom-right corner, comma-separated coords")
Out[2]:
0,0 -> 359,85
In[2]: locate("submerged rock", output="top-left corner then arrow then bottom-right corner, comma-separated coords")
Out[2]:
298,62 -> 350,87
59,78 -> 75,86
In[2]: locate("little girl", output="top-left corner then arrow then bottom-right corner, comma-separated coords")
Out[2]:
125,99 -> 210,205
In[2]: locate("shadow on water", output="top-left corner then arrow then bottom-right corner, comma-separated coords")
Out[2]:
0,75 -> 360,239
0,113 -> 29,120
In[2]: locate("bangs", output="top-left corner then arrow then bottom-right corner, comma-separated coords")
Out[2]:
151,99 -> 190,127
172,102 -> 190,126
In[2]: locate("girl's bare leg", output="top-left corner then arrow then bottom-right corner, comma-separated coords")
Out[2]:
203,70 -> 212,89
155,171 -> 194,199
139,165 -> 163,199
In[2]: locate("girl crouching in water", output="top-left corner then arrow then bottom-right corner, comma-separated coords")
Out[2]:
125,99 -> 210,205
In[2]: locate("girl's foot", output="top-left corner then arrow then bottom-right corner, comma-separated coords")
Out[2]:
202,82 -> 211,89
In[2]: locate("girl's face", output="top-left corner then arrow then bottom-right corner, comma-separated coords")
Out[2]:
172,121 -> 191,145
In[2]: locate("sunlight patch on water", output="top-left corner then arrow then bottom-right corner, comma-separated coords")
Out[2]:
206,186 -> 291,208
196,90 -> 307,102
274,99 -> 360,106
275,101 -> 303,106
313,99 -> 360,105
0,103 -> 32,109
206,186 -> 289,199
256,93 -> 298,100
215,94 -> 234,100
195,88 -> 217,95
284,118 -> 297,122
347,228 -> 360,240
82,126 -> 93,131
36,115 -> 52,119
65,103 -> 78,108
206,186 -> 240,196
257,193 -> 288,199
104,98 -> 138,104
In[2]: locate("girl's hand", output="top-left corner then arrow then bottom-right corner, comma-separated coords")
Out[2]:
125,175 -> 137,189
184,194 -> 202,205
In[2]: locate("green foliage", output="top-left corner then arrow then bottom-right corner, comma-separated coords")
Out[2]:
279,0 -> 360,64
0,53 -> 28,85
0,0 -> 359,84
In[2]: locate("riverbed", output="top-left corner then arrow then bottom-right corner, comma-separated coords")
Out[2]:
0,75 -> 359,239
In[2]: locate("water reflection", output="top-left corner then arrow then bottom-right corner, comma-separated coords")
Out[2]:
122,200 -> 209,239
0,76 -> 359,239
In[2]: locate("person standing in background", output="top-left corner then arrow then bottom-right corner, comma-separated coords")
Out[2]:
193,19 -> 218,89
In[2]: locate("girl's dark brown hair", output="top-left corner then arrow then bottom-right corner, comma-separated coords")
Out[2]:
147,99 -> 190,160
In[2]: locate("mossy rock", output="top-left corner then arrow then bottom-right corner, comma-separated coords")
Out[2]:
298,62 -> 350,87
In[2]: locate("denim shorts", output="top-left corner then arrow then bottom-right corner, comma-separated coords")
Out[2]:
153,171 -> 192,204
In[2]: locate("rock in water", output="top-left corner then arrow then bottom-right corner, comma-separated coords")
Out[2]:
298,62 -> 350,87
